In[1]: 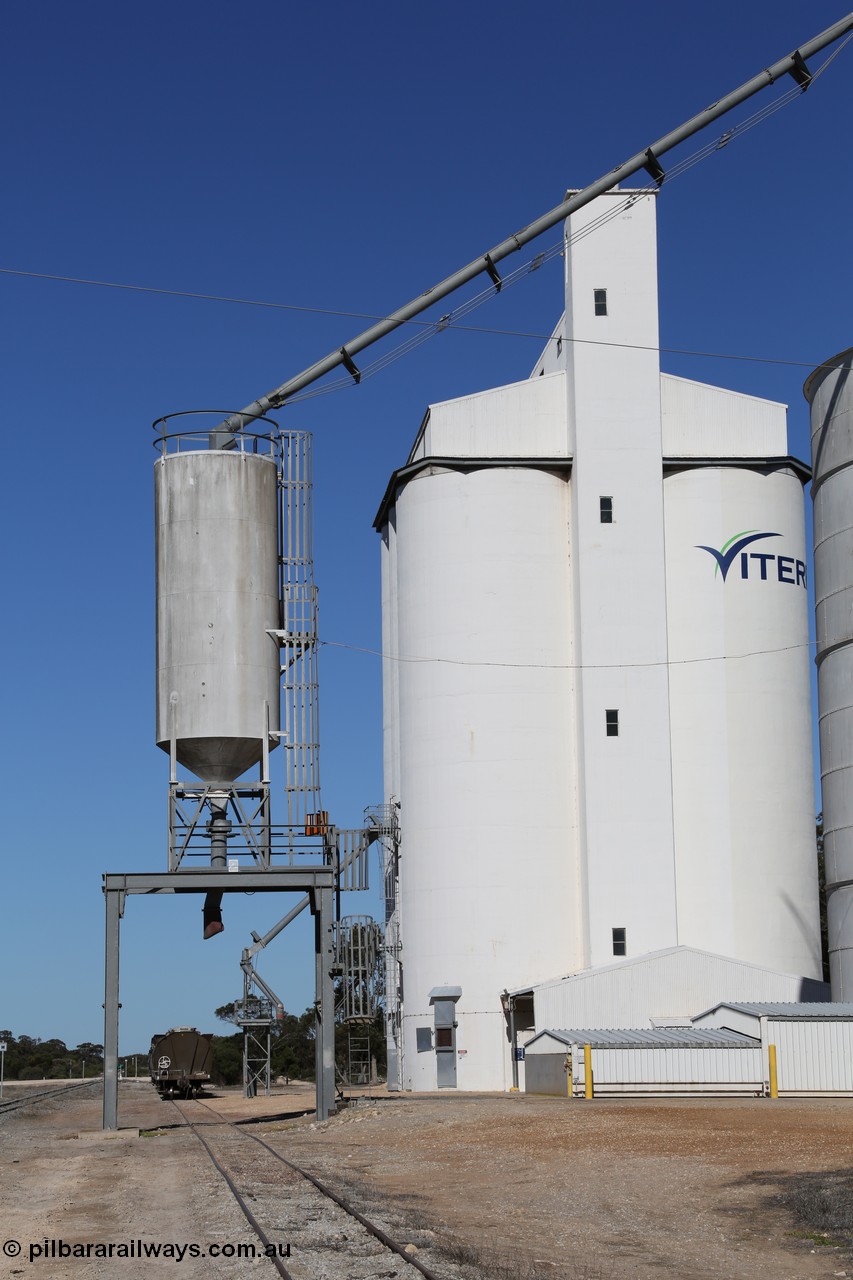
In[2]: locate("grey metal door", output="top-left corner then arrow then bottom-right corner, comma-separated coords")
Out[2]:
435,1024 -> 457,1088
431,993 -> 459,1088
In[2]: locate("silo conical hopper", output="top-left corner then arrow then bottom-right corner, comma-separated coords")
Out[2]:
155,445 -> 281,785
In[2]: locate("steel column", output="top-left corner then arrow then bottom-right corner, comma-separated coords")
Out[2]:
103,887 -> 121,1130
508,997 -> 519,1091
315,886 -> 337,1119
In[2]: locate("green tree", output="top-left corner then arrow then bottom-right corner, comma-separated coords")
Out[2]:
0,1034 -> 111,1081
214,1001 -> 241,1023
210,1033 -> 243,1085
270,1009 -> 317,1081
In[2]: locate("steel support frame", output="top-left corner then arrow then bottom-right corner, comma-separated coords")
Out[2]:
242,1023 -> 272,1098
102,868 -> 336,1130
168,782 -> 272,870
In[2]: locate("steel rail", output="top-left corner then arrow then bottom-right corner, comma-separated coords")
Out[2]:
173,1096 -> 448,1280
211,12 -> 853,440
172,1101 -> 295,1280
0,1079 -> 98,1116
245,1130 -> 449,1280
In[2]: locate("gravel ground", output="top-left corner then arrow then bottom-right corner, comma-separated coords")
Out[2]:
1,1081 -> 852,1279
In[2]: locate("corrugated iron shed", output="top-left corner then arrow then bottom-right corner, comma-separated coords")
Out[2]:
511,947 -> 829,1033
695,1002 -> 853,1020
526,1027 -> 758,1049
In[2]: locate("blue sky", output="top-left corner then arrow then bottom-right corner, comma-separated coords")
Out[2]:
2,2 -> 851,1055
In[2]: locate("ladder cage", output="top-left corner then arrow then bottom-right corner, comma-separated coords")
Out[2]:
279,431 -> 322,833
336,915 -> 383,1023
365,803 -> 403,1090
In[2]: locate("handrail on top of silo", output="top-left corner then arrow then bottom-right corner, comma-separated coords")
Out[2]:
152,409 -> 282,457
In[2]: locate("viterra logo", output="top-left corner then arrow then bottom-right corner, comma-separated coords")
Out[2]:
696,530 -> 807,587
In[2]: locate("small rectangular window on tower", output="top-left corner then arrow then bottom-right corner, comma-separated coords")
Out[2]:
612,927 -> 627,956
605,709 -> 619,737
594,288 -> 608,316
600,496 -> 613,523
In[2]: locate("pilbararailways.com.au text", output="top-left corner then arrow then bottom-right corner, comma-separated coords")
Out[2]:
4,1239 -> 292,1263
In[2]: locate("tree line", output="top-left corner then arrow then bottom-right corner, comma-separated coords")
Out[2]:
1,1001 -> 385,1087
0,1032 -> 105,1080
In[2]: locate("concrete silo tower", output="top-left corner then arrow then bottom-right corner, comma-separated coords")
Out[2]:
377,189 -> 823,1092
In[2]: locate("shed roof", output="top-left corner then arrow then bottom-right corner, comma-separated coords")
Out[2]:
526,1027 -> 758,1050
694,1002 -> 853,1020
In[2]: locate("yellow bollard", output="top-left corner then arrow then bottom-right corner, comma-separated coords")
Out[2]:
584,1043 -> 593,1099
768,1043 -> 778,1099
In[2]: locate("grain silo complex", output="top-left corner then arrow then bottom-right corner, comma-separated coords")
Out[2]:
375,189 -> 825,1092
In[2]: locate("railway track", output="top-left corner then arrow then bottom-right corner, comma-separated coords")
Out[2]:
0,1079 -> 99,1117
172,1096 -> 452,1280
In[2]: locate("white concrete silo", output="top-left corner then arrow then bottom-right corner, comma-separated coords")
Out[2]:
378,379 -> 581,1091
805,349 -> 853,998
663,449 -> 819,977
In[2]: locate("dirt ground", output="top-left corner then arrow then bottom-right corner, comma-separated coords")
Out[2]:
2,1080 -> 852,1279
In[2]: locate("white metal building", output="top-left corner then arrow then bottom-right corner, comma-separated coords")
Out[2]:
515,946 -> 827,1038
524,1027 -> 765,1097
693,1002 -> 853,1094
375,189 -> 823,1092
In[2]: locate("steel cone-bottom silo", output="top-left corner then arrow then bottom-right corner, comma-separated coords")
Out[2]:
806,349 -> 853,999
155,447 -> 281,785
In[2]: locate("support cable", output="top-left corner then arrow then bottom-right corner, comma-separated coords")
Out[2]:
284,38 -> 852,404
211,14 -> 853,432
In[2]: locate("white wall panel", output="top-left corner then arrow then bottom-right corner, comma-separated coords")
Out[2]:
661,374 -> 787,457
772,1020 -> 853,1092
585,1046 -> 763,1086
532,948 -> 822,1031
416,372 -> 569,460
